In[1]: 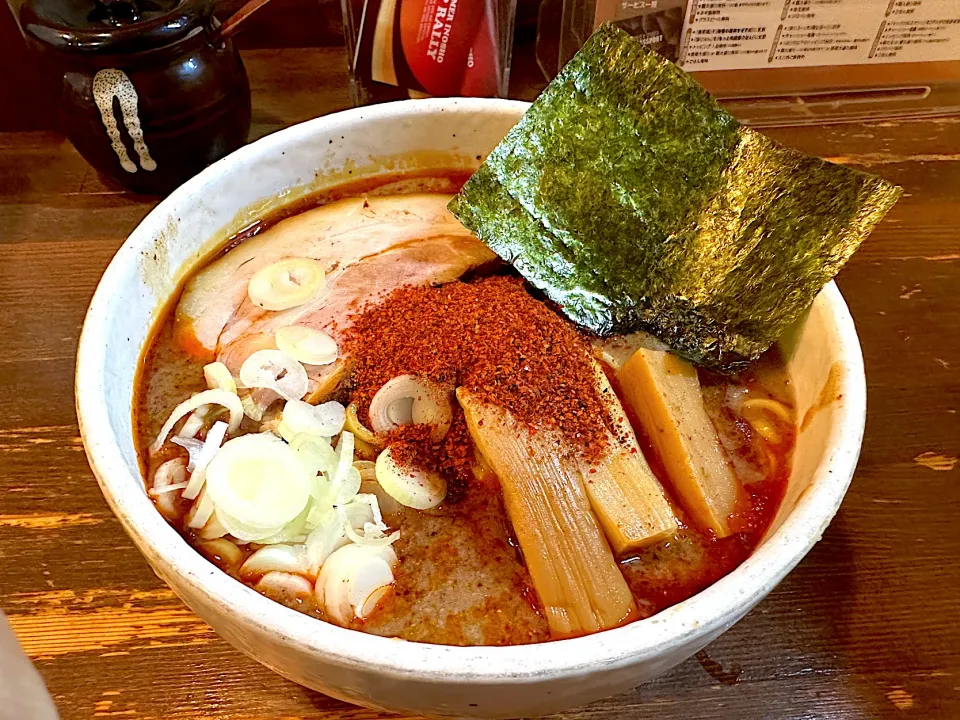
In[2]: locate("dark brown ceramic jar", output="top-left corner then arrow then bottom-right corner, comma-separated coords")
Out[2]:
20,0 -> 252,195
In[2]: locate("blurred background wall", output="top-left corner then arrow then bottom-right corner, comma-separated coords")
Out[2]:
0,0 -> 542,132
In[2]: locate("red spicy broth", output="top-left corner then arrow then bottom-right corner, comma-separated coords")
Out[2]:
134,173 -> 795,645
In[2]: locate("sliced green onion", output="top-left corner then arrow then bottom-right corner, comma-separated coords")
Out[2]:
149,390 -> 243,455
257,572 -> 315,601
250,503 -> 312,545
205,434 -> 312,531
151,458 -> 187,521
275,326 -> 338,366
247,258 -> 326,311
290,433 -> 338,475
333,466 -> 362,505
216,508 -> 286,543
239,389 -> 268,421
178,413 -> 205,439
239,349 -> 309,402
203,361 -> 237,394
305,512 -> 349,574
240,544 -> 310,577
353,460 -> 377,482
333,431 -> 355,485
186,488 -> 215,529
197,510 -> 228,540
280,400 -> 345,440
368,375 -> 453,441
198,538 -> 244,567
179,421 -> 228,500
305,502 -> 334,530
315,544 -> 397,624
374,446 -> 447,510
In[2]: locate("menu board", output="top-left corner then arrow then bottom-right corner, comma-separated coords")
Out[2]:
675,0 -> 960,69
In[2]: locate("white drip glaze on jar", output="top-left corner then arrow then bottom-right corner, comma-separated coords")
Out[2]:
92,68 -> 157,174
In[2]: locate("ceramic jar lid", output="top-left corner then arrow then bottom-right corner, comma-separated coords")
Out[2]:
19,0 -> 217,55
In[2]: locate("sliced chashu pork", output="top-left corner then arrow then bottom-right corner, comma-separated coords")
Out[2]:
174,193 -> 496,403
175,193 -> 489,359
218,229 -> 494,352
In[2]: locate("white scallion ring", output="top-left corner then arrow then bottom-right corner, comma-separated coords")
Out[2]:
374,446 -> 446,510
279,400 -> 345,440
315,544 -> 397,624
205,433 -> 312,531
149,390 -> 243,455
239,349 -> 309,402
368,375 -> 453,442
247,258 -> 326,311
275,326 -> 338,366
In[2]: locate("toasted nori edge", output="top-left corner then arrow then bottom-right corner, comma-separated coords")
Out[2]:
449,24 -> 902,370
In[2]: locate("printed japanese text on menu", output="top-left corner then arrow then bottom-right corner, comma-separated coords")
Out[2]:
677,0 -> 960,70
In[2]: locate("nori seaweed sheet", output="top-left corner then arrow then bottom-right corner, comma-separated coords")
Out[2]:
449,24 -> 902,370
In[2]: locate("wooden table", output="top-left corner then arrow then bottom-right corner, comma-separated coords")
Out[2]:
1,47 -> 958,720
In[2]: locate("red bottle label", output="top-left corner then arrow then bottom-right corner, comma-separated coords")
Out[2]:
354,0 -> 499,97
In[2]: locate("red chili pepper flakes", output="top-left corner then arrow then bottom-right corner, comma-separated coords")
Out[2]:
386,424 -> 437,468
343,275 -> 611,473
384,416 -> 474,503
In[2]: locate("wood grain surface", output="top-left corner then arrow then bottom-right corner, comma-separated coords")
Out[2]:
0,47 -> 958,720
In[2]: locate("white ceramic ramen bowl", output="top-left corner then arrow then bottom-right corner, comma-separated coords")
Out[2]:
76,98 -> 865,719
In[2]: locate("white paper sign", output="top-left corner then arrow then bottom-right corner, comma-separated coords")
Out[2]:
678,0 -> 960,70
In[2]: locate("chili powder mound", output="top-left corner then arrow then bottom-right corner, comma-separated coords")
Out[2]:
343,275 -> 612,473
384,416 -> 475,503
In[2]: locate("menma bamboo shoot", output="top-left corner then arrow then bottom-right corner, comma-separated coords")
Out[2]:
616,342 -> 741,538
457,388 -> 638,639
584,362 -> 678,553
